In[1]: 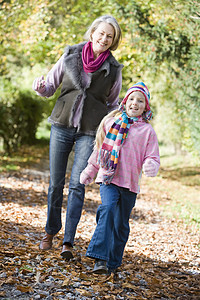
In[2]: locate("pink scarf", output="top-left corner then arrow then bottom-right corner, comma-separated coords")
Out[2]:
82,42 -> 110,73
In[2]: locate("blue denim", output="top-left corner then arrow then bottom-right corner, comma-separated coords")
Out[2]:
86,184 -> 137,269
45,125 -> 94,245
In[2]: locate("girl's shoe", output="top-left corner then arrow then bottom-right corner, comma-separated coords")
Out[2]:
92,259 -> 108,274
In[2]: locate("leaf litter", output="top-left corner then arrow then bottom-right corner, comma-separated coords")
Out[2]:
0,164 -> 199,299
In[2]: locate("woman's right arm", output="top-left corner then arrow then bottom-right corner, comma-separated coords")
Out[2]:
32,54 -> 65,98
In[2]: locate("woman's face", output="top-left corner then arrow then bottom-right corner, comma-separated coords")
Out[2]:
125,91 -> 146,118
91,22 -> 114,58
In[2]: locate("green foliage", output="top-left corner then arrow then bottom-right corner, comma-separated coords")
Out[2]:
0,85 -> 45,154
119,0 -> 200,155
0,0 -> 199,155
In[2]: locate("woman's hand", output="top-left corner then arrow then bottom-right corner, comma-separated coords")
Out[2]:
143,160 -> 159,177
32,75 -> 46,93
80,170 -> 93,185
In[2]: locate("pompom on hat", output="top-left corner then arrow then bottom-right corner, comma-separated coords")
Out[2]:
120,82 -> 153,120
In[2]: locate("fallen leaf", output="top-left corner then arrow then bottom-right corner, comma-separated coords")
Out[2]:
62,278 -> 71,287
16,285 -> 33,293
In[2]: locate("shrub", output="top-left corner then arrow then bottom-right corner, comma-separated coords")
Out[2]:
0,90 -> 44,154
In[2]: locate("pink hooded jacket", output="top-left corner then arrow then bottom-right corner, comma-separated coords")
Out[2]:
82,117 -> 160,194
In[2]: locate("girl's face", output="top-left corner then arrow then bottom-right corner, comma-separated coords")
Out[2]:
91,22 -> 114,59
125,91 -> 146,118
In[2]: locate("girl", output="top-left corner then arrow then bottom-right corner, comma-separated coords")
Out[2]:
80,82 -> 160,274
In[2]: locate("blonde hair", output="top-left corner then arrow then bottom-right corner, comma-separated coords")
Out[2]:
95,102 -> 149,150
84,15 -> 122,51
95,109 -> 119,149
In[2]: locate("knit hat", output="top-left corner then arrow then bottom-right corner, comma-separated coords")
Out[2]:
120,82 -> 152,120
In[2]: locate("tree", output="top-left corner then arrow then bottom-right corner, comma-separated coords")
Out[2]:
0,0 -> 199,155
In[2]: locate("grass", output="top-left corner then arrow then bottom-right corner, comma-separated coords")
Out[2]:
144,147 -> 200,232
0,142 -> 49,172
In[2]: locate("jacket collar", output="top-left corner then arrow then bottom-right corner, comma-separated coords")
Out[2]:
63,42 -> 122,90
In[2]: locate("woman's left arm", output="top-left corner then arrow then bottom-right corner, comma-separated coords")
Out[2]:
106,71 -> 122,112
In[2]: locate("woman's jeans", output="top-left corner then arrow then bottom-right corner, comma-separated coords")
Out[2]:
86,184 -> 137,270
45,125 -> 94,246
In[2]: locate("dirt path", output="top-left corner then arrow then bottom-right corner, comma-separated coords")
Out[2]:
0,164 -> 199,299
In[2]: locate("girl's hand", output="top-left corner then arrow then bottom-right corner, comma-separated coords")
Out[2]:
80,170 -> 93,185
143,160 -> 158,177
32,75 -> 46,93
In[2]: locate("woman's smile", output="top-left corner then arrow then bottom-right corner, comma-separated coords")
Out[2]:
92,22 -> 114,59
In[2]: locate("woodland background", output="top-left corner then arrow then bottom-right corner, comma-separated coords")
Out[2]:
0,1 -> 200,299
0,0 -> 200,157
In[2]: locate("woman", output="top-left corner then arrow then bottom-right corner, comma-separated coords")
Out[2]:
32,15 -> 123,260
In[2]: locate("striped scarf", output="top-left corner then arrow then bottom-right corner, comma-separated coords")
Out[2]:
98,111 -> 139,184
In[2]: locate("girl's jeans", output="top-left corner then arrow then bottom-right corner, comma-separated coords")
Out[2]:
86,183 -> 137,270
45,125 -> 94,246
